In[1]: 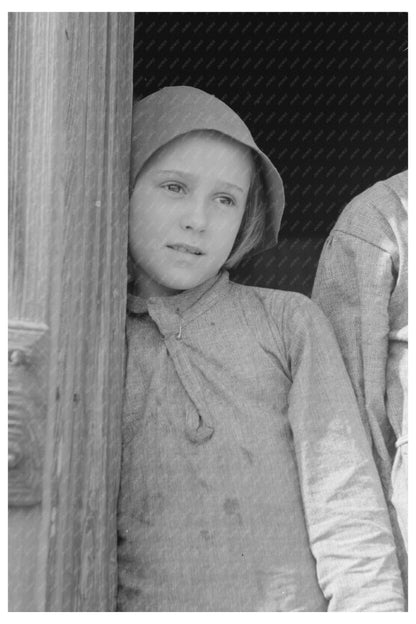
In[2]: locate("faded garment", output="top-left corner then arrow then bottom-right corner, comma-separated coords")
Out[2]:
117,272 -> 404,612
312,172 -> 408,563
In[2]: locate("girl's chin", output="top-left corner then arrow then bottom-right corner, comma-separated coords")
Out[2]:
159,272 -> 217,293
134,264 -> 223,298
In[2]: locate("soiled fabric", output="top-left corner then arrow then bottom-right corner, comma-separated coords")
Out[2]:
312,172 -> 408,584
117,272 -> 404,611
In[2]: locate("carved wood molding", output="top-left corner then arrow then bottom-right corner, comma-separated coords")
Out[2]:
8,320 -> 48,506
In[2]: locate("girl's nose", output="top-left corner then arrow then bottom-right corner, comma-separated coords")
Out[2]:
180,195 -> 208,232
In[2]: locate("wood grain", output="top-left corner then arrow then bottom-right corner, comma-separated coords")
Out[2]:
8,12 -> 134,611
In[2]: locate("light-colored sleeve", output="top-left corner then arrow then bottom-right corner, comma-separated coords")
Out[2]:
280,294 -> 404,611
311,230 -> 396,484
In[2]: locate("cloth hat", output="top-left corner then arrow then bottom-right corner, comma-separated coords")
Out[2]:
130,86 -> 285,254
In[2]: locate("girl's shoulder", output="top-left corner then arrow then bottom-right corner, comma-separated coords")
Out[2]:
230,280 -> 316,311
228,281 -> 329,336
227,281 -> 344,369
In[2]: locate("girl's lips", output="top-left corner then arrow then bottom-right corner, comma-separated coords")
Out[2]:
167,243 -> 205,256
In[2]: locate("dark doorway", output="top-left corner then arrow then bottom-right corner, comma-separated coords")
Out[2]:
133,13 -> 407,294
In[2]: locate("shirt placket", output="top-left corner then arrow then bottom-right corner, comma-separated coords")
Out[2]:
147,302 -> 215,444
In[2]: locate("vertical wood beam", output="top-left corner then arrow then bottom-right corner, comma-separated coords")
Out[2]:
9,12 -> 134,611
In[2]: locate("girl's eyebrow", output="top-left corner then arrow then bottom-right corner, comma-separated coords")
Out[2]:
155,169 -> 245,194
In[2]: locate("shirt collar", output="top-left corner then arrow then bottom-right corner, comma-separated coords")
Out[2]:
127,271 -> 230,331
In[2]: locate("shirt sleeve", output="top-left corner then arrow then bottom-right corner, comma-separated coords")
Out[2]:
311,231 -> 396,489
280,294 -> 404,611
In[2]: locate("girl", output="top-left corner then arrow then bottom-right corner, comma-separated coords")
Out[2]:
117,86 -> 404,611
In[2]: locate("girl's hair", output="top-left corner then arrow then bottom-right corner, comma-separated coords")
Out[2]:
223,151 -> 266,269
128,131 -> 267,283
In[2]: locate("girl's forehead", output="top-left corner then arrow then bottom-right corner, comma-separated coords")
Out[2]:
146,132 -> 254,183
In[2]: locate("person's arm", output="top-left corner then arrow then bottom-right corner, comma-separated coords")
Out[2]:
311,229 -> 396,489
279,294 -> 403,611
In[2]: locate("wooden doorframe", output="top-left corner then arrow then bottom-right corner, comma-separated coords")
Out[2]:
8,12 -> 134,611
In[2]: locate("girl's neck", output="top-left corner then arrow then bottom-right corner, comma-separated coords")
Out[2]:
130,271 -> 223,301
130,276 -> 182,299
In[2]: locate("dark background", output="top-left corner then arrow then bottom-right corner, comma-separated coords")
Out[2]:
133,12 -> 407,294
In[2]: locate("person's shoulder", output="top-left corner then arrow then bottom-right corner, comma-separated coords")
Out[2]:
229,283 -> 336,358
229,281 -> 320,323
230,281 -> 306,304
342,171 -> 407,221
332,170 -> 408,249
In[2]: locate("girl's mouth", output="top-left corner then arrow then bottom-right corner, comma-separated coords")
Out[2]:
167,244 -> 205,256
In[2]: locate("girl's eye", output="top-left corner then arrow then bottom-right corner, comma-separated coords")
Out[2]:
216,195 -> 236,207
162,182 -> 185,194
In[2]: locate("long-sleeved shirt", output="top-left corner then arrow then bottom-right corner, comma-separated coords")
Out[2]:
117,271 -> 404,611
312,171 -> 408,587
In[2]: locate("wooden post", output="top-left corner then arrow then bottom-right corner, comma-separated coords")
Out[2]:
8,13 -> 134,610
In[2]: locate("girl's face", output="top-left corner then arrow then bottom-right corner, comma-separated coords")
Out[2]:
129,133 -> 253,297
